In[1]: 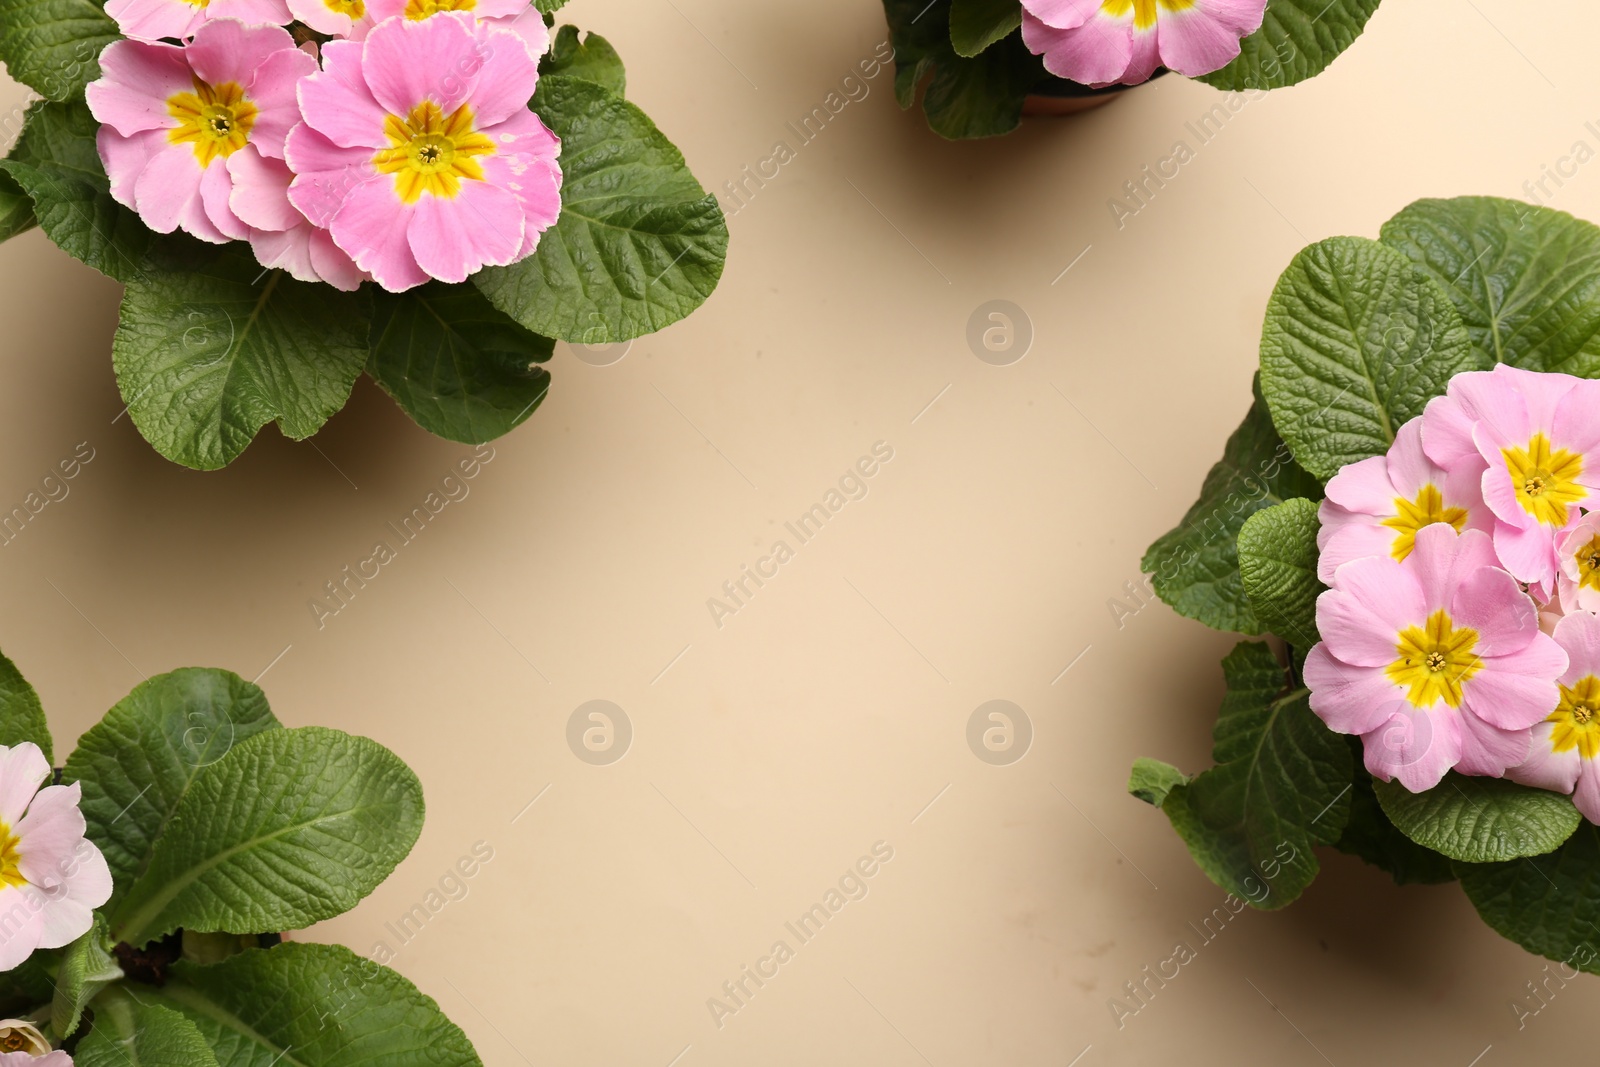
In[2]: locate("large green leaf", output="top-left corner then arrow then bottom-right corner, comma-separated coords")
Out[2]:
112,242 -> 372,470
1458,823 -> 1600,974
114,727 -> 424,947
367,281 -> 553,445
1237,497 -> 1323,650
1143,377 -> 1323,634
475,75 -> 727,344
51,915 -> 122,1041
1373,773 -> 1581,863
884,0 -> 1040,139
0,953 -> 55,1018
1332,742 -> 1454,886
78,989 -> 221,1067
0,648 -> 51,764
1198,0 -> 1381,91
539,24 -> 625,96
949,0 -> 1021,57
1379,197 -> 1600,376
1259,235 -> 1484,482
153,943 -> 482,1067
63,668 -> 280,913
0,99 -> 156,281
0,0 -> 118,101
1159,642 -> 1351,908
0,170 -> 36,244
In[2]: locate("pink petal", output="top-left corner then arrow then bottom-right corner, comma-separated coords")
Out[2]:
1384,418 -> 1435,498
1492,518 -> 1566,588
227,148 -> 304,231
1455,366 -> 1535,451
0,744 -> 47,827
102,0 -> 204,42
248,223 -> 318,282
1574,765 -> 1600,824
1323,453 -> 1398,515
308,227 -> 369,290
98,126 -> 166,210
1318,522 -> 1403,587
200,158 -> 249,241
1462,649 -> 1566,731
286,0 -> 358,37
206,0 -> 293,25
330,177 -> 427,291
186,19 -> 297,89
1552,377 -> 1600,474
0,886 -> 45,971
406,180 -> 524,282
1509,722 -> 1582,794
1022,13 -> 1135,88
132,143 -> 211,237
242,47 -> 320,158
487,6 -> 552,58
1448,567 -> 1538,658
284,123 -> 375,227
298,39 -> 392,149
1304,645 -> 1408,736
1554,612 -> 1600,684
1193,0 -> 1268,34
14,785 -> 88,889
1019,0 -> 1101,30
1318,556 -> 1425,667
1362,704 -> 1462,793
463,22 -> 541,128
85,39 -> 192,138
1155,5 -> 1249,78
1421,393 -> 1480,470
1453,714 -> 1532,779
361,12 -> 478,119
1409,525 -> 1499,610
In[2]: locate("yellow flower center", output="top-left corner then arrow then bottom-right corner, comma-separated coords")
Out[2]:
403,0 -> 474,17
324,0 -> 365,16
1549,675 -> 1600,759
0,822 -> 25,890
1504,432 -> 1585,527
0,1034 -> 27,1054
1099,0 -> 1193,30
1380,483 -> 1469,563
166,79 -> 257,166
1385,609 -> 1482,709
372,100 -> 495,204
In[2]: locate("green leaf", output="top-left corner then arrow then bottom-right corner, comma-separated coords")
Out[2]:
883,0 -> 1040,139
1373,772 -> 1581,863
1198,0 -> 1381,91
114,727 -> 424,947
0,99 -> 156,281
112,242 -> 373,470
1143,377 -> 1323,634
532,0 -> 566,12
1159,642 -> 1351,908
1331,742 -> 1455,885
1379,196 -> 1600,376
475,75 -> 727,344
540,24 -> 625,96
0,0 -> 118,101
1237,497 -> 1323,650
1458,823 -> 1600,975
0,170 -> 37,244
78,988 -> 220,1067
1128,757 -> 1187,807
51,915 -> 122,1041
0,953 -> 57,1018
367,281 -> 553,445
63,667 -> 280,914
1259,235 -> 1484,482
152,942 -> 482,1067
948,0 -> 1021,57
0,647 -> 51,764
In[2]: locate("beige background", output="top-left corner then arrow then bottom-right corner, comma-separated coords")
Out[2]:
2,0 -> 1599,1062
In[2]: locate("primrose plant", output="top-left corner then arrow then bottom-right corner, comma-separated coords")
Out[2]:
0,0 -> 728,468
1132,194 -> 1600,976
0,652 -> 478,1065
881,0 -> 1381,138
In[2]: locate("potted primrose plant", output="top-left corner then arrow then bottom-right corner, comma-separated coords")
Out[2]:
881,0 -> 1381,139
0,0 -> 728,469
0,651 -> 479,1064
1131,194 -> 1600,980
